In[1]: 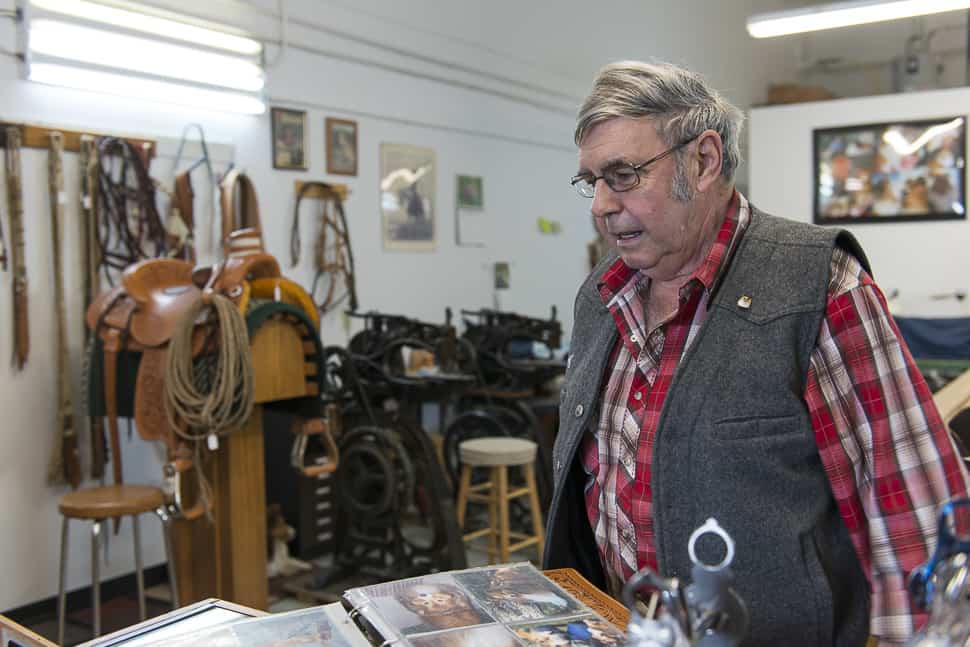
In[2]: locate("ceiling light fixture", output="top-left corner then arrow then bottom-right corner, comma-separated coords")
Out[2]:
24,0 -> 266,114
29,0 -> 262,54
747,0 -> 970,38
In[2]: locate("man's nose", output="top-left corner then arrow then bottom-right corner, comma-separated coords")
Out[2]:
590,178 -> 619,219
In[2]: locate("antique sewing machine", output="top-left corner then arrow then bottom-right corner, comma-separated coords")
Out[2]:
459,306 -> 566,393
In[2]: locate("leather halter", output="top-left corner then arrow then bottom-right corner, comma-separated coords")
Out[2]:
290,181 -> 358,314
95,137 -> 165,280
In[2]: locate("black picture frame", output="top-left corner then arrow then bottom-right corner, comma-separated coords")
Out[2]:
813,116 -> 967,224
271,107 -> 309,170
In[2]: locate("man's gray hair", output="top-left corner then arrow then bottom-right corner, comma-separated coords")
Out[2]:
575,61 -> 745,196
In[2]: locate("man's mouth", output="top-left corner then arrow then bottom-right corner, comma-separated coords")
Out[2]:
613,230 -> 643,245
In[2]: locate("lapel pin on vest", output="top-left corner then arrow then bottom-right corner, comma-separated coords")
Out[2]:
737,295 -> 752,309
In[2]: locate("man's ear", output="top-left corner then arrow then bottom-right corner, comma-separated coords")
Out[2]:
694,129 -> 724,193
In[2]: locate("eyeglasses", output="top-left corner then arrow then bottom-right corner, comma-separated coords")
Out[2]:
570,136 -> 697,198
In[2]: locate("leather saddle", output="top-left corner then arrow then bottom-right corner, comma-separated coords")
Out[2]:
87,254 -> 312,519
86,171 -> 334,519
85,251 -> 335,519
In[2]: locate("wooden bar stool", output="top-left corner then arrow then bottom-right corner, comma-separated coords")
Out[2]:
57,485 -> 179,645
454,437 -> 544,564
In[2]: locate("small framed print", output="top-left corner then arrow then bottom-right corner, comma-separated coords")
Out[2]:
326,117 -> 358,176
271,107 -> 308,170
494,261 -> 510,289
457,175 -> 483,209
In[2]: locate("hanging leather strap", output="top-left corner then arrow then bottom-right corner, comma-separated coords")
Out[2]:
218,168 -> 263,257
80,135 -> 107,480
80,135 -> 101,319
102,330 -> 124,489
47,132 -> 81,488
5,126 -> 28,370
169,171 -> 196,263
0,194 -> 6,271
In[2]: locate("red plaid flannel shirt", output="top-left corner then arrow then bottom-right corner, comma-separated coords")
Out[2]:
581,192 -> 969,644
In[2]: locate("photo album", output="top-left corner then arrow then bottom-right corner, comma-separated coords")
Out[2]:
134,563 -> 626,647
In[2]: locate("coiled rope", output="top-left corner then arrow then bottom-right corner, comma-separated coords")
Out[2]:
165,293 -> 254,437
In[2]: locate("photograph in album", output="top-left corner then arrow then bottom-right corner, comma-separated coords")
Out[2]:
343,563 -> 621,646
453,565 -> 585,622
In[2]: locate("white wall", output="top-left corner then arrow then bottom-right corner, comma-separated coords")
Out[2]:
793,13 -> 969,99
0,0 -> 803,611
749,88 -> 970,317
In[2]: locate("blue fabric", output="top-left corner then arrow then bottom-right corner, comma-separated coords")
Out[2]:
894,316 -> 970,360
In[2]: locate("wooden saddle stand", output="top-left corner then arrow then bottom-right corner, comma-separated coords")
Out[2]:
85,169 -> 339,608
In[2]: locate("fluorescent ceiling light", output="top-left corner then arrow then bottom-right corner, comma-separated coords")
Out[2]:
29,63 -> 266,114
30,19 -> 263,91
29,0 -> 262,54
747,0 -> 970,38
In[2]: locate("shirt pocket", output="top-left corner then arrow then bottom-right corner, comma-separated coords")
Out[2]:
711,414 -> 801,441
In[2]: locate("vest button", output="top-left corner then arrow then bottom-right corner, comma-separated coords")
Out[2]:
574,404 -> 584,417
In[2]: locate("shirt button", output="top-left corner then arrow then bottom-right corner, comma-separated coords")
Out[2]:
555,459 -> 562,472
634,391 -> 643,401
630,334 -> 639,344
574,404 -> 584,417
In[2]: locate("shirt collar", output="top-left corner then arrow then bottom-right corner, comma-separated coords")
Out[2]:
597,190 -> 750,305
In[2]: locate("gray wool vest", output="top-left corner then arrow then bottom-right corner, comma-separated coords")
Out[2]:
545,208 -> 872,647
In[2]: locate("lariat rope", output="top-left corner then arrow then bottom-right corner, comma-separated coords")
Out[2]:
165,293 -> 255,438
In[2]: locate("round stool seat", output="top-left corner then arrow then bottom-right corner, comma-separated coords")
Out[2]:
459,437 -> 537,467
58,485 -> 166,520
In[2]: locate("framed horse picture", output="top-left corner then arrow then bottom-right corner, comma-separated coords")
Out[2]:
380,143 -> 435,251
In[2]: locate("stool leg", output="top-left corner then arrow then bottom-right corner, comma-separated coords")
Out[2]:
57,516 -> 69,647
132,514 -> 146,621
156,506 -> 180,608
91,520 -> 103,639
523,463 -> 545,563
487,468 -> 499,565
455,465 -> 473,530
497,465 -> 510,563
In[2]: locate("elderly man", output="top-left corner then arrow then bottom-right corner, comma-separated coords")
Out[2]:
543,60 -> 969,646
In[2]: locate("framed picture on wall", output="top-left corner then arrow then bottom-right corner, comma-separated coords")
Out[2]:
457,175 -> 483,209
326,117 -> 358,176
380,142 -> 435,251
813,116 -> 967,224
271,107 -> 308,170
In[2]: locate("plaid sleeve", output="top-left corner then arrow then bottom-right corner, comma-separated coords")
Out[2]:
805,249 -> 970,644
